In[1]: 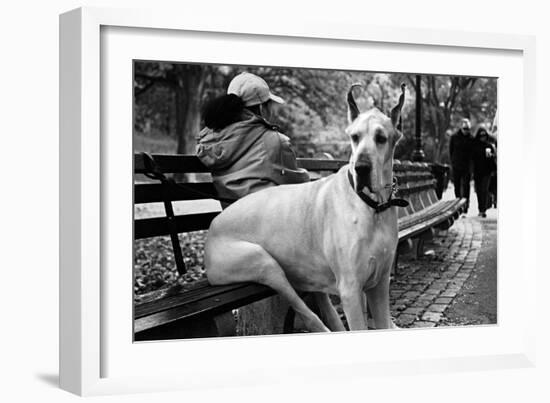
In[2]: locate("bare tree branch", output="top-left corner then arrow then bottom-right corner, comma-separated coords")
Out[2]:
135,72 -> 176,87
134,80 -> 156,97
407,75 -> 417,89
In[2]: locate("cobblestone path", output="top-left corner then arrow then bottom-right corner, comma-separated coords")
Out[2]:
390,218 -> 483,328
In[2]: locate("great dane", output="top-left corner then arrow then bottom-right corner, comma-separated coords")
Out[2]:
204,84 -> 408,332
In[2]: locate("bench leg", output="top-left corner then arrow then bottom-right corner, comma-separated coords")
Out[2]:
236,295 -> 290,335
134,312 -> 237,341
397,239 -> 414,256
213,311 -> 237,337
436,218 -> 454,231
416,238 -> 425,258
415,229 -> 435,258
283,307 -> 296,333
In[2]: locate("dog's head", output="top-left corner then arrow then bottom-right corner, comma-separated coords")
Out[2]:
345,83 -> 406,195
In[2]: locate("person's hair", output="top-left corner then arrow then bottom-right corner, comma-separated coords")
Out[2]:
244,100 -> 271,118
202,94 -> 245,130
246,104 -> 261,116
475,127 -> 488,139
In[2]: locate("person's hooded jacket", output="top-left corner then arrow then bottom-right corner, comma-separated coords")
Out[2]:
472,129 -> 496,176
196,109 -> 309,203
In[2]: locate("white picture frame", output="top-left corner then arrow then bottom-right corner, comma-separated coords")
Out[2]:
59,6 -> 537,396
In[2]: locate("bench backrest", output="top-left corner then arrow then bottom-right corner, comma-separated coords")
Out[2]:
134,155 -> 347,238
393,160 -> 440,219
134,154 -> 350,276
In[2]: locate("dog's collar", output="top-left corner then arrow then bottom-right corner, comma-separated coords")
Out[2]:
347,169 -> 409,213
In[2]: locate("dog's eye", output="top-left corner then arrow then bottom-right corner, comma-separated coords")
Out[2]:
375,132 -> 387,145
350,134 -> 359,143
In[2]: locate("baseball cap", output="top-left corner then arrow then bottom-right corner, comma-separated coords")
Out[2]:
227,72 -> 285,107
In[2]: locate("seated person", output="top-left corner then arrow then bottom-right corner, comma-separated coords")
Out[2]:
196,72 -> 309,207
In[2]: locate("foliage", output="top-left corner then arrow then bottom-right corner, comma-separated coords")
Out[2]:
134,231 -> 207,296
134,62 -> 497,165
396,74 -> 497,163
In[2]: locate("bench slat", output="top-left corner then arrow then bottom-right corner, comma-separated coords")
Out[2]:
399,212 -> 455,241
135,153 -> 347,175
398,198 -> 466,240
296,158 -> 347,171
396,173 -> 434,183
135,154 -> 210,174
395,181 -> 436,197
399,198 -> 462,229
134,282 -> 275,335
135,212 -> 218,239
136,279 -> 251,318
135,182 -> 218,204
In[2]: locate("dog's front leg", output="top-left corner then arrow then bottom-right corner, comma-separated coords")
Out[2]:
339,283 -> 368,331
366,272 -> 397,329
313,293 -> 346,332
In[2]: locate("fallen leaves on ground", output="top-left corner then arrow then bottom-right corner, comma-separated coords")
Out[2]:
134,231 -> 207,297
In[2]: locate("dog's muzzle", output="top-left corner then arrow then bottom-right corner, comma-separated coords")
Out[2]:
354,163 -> 373,192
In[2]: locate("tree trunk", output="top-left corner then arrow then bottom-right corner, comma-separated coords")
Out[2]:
174,64 -> 206,155
436,111 -> 452,164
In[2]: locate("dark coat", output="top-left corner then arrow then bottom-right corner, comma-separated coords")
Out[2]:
472,138 -> 496,176
449,129 -> 473,171
196,109 -> 310,201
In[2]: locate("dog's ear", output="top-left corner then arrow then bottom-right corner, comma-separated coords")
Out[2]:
391,83 -> 406,129
394,130 -> 404,145
347,83 -> 362,124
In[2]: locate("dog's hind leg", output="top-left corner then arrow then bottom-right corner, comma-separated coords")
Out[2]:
206,239 -> 329,333
313,293 -> 346,331
262,267 -> 330,333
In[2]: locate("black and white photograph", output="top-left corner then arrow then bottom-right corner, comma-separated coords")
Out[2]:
133,62 -> 498,341
4,0 -> 548,399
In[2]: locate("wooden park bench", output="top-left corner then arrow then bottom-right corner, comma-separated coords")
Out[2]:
133,153 -> 466,341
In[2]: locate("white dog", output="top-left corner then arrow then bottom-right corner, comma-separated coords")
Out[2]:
205,84 -> 407,332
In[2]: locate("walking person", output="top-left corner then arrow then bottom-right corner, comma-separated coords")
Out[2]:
472,126 -> 496,217
487,129 -> 498,209
449,118 -> 474,215
196,72 -> 309,208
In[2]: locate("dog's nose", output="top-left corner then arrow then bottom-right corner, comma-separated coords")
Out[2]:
354,162 -> 371,178
355,165 -> 370,177
354,160 -> 373,191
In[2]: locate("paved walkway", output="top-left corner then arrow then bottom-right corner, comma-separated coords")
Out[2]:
390,183 -> 497,328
